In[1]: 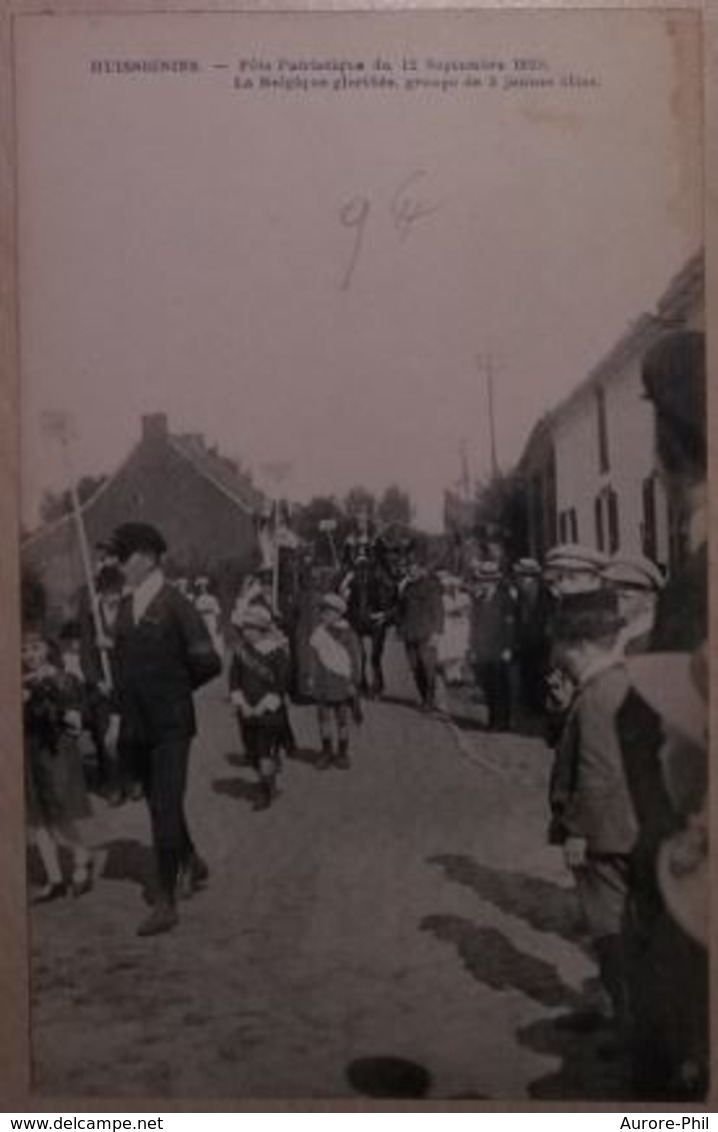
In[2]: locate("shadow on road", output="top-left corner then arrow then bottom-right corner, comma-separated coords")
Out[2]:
517,1014 -> 632,1100
224,750 -> 252,769
284,747 -> 332,770
212,776 -> 267,807
420,914 -> 581,1010
100,838 -> 155,890
427,854 -> 586,945
346,1055 -> 432,1098
420,899 -> 631,1099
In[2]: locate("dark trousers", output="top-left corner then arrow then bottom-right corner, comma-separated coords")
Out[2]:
575,854 -> 632,1027
86,693 -> 119,791
241,719 -> 282,778
623,881 -> 708,1099
518,646 -> 546,716
357,622 -> 390,695
137,736 -> 195,901
370,622 -> 389,693
475,661 -> 512,730
405,639 -> 438,707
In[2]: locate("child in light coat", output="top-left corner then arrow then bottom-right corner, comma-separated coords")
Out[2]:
308,593 -> 363,769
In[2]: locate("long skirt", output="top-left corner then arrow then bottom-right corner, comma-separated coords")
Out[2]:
26,734 -> 91,828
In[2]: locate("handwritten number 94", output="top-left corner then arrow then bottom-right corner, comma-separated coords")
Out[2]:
339,170 -> 441,291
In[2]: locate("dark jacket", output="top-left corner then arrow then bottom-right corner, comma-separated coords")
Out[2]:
650,542 -> 707,653
397,573 -> 444,645
229,632 -> 291,726
114,582 -> 221,747
550,660 -> 639,854
470,582 -> 516,665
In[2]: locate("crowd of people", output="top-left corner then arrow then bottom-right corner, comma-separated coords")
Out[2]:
21,330 -> 708,1100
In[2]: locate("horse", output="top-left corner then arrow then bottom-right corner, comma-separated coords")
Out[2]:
340,552 -> 398,697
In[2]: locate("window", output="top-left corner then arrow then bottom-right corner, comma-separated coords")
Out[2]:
642,475 -> 657,562
559,508 -> 579,544
607,489 -> 620,554
594,496 -> 605,553
596,386 -> 610,474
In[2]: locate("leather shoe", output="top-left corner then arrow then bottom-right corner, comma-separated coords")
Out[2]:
177,854 -> 210,900
136,902 -> 178,937
31,882 -> 66,904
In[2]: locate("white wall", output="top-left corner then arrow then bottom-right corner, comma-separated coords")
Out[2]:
553,349 -> 669,565
553,396 -> 601,549
548,287 -> 702,570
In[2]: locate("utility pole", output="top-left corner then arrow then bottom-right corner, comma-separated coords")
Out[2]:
459,438 -> 471,502
477,353 -> 499,478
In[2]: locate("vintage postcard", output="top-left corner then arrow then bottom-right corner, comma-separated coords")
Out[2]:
4,5 -> 710,1106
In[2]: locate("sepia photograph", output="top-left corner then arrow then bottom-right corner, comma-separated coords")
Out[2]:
12,8 -> 708,1103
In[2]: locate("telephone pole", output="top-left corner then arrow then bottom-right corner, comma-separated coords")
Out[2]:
477,353 -> 499,478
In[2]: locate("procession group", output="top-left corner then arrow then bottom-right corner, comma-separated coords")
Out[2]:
22,330 -> 708,1100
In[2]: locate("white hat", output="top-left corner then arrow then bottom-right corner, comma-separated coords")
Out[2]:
515,557 -> 541,577
545,544 -> 609,573
603,555 -> 665,592
478,561 -> 501,579
237,603 -> 273,631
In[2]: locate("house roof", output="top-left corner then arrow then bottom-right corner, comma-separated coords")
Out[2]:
22,421 -> 263,547
168,435 -> 263,515
518,250 -> 704,462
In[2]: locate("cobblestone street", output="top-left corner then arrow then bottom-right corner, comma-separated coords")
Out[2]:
30,640 -> 630,1102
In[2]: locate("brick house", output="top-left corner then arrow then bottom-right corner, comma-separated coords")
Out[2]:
22,413 -> 263,617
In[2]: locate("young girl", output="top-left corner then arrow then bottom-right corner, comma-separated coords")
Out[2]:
228,604 -> 291,811
436,571 -> 471,685
23,625 -> 94,901
308,593 -> 363,769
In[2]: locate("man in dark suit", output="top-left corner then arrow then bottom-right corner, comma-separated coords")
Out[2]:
109,523 -> 222,937
469,561 -> 517,731
548,589 -> 635,1039
396,546 -> 444,711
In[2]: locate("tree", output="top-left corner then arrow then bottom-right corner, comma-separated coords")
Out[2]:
377,485 -> 414,529
344,486 -> 376,520
294,496 -> 348,545
474,469 -> 529,561
39,474 -> 108,525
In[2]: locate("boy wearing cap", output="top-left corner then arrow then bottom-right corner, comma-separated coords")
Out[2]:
110,523 -> 222,937
228,604 -> 291,811
308,594 -> 362,769
602,555 -> 664,656
544,544 -> 609,602
550,589 -> 636,1040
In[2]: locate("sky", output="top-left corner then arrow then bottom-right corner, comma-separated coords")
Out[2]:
16,11 -> 702,531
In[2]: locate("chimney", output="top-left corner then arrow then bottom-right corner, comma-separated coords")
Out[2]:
142,413 -> 168,443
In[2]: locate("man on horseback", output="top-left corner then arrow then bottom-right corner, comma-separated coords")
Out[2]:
338,517 -> 398,698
